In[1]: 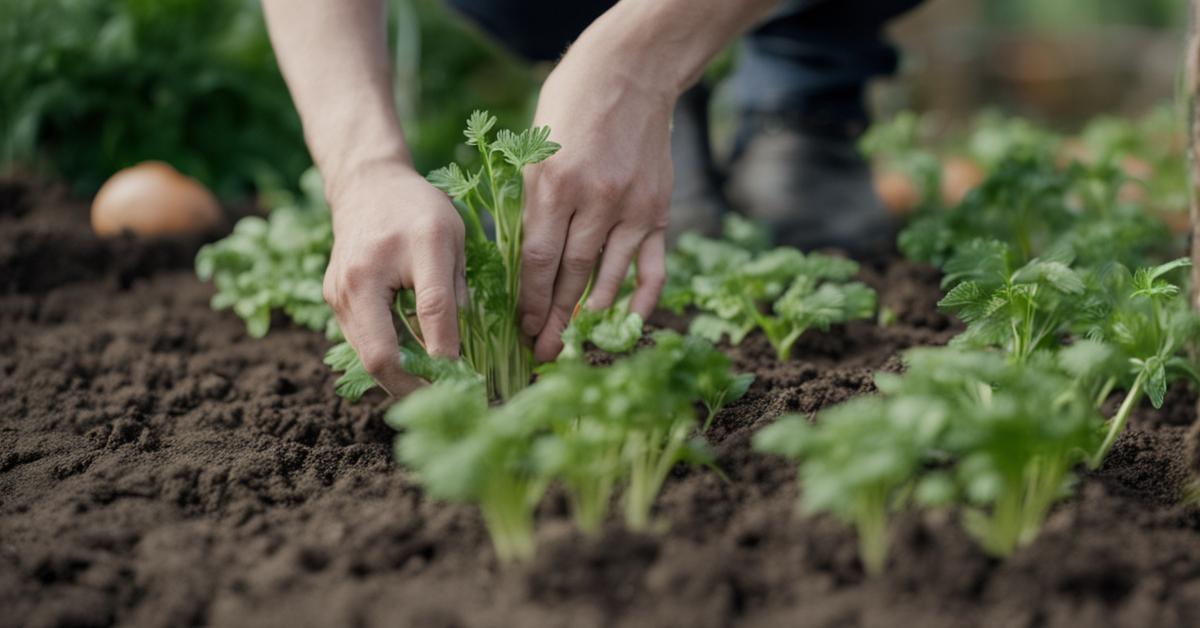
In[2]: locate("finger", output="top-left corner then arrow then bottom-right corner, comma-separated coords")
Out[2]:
533,218 -> 606,362
519,172 -> 571,337
629,229 -> 666,319
585,224 -> 644,311
454,250 -> 468,309
411,239 -> 461,359
338,280 -> 424,398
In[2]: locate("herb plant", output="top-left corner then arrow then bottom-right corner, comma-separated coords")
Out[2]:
937,240 -> 1088,362
557,303 -> 645,361
385,378 -> 547,563
900,154 -> 1168,269
755,347 -> 1106,570
754,395 -> 945,575
667,232 -> 876,361
196,168 -> 334,339
1076,259 -> 1200,465
384,330 -> 751,558
879,349 -> 1101,557
424,110 -> 560,399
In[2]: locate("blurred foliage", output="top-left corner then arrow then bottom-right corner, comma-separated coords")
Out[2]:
986,0 -> 1188,30
0,0 -> 536,201
0,0 -> 310,199
399,0 -> 538,175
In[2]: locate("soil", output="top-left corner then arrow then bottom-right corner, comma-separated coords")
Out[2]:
2,179 -> 1199,628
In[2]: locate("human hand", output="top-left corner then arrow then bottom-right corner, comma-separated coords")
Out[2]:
323,159 -> 467,396
518,38 -> 676,362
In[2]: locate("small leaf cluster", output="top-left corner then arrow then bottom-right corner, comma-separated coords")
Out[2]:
933,239 -> 1197,465
385,331 -> 752,562
426,110 -> 561,400
899,153 -> 1169,270
557,303 -> 645,362
196,169 -> 334,339
755,347 -> 1104,573
664,216 -> 877,361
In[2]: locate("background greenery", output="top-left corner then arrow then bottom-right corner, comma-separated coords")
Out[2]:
0,0 -> 1189,201
0,0 -> 535,200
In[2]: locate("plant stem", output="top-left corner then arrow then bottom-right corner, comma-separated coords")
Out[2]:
855,486 -> 889,575
624,421 -> 689,531
480,475 -> 537,564
1090,369 -> 1147,468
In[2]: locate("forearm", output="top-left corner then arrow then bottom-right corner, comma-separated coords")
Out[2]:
579,0 -> 779,99
262,0 -> 412,203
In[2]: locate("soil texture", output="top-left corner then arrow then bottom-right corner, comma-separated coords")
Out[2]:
2,180 -> 1199,628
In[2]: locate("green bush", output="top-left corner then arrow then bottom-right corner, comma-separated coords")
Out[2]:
1,0 -> 309,198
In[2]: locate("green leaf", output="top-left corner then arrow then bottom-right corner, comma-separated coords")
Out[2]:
559,306 -> 644,360
493,126 -> 561,168
689,314 -> 751,345
1147,257 -> 1191,281
426,163 -> 481,198
1012,259 -> 1085,295
1144,358 -> 1168,409
1057,339 -> 1119,381
464,110 -> 497,147
590,311 -> 644,354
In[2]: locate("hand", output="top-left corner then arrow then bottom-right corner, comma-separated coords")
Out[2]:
323,160 -> 467,396
519,40 -> 675,362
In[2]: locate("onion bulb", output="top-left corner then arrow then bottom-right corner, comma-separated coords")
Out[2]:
873,168 -> 920,217
91,161 -> 221,237
939,157 -> 984,207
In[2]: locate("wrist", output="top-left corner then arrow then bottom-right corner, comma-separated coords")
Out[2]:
322,151 -> 416,213
571,10 -> 693,102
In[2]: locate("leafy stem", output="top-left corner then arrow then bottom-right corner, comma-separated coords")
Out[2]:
1090,367 -> 1146,469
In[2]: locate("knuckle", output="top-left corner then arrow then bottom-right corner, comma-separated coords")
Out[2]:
414,285 -> 456,320
417,213 -> 463,242
359,346 -> 394,377
539,163 -> 571,190
341,263 -> 373,294
590,175 -> 625,203
522,244 -> 559,272
561,251 -> 596,276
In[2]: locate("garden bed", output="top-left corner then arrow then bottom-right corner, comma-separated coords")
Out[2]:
2,180 -> 1199,628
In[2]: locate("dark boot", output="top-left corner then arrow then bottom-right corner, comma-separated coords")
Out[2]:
726,114 -> 896,257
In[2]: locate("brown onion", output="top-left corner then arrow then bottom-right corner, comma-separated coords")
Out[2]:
873,168 -> 920,217
940,157 -> 984,208
91,161 -> 221,237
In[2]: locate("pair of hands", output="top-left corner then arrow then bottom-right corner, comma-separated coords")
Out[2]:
323,47 -> 675,396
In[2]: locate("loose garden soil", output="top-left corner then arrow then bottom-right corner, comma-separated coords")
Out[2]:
3,180 -> 1200,628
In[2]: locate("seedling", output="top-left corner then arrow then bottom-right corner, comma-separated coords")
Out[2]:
757,347 -> 1105,570
669,235 -> 876,361
425,110 -> 560,399
385,330 -> 751,556
196,168 -> 335,339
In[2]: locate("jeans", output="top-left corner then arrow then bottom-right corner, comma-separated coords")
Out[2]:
446,0 -> 924,131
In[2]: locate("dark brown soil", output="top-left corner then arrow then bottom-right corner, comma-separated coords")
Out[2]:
2,180 -> 1199,628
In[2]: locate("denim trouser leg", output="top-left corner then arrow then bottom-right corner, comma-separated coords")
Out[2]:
734,0 -> 925,133
448,0 -> 922,121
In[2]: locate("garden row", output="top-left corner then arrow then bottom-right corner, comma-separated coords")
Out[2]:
195,109 -> 1198,572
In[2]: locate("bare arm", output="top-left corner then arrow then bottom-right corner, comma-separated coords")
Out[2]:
264,0 -> 466,396
520,0 -> 780,360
